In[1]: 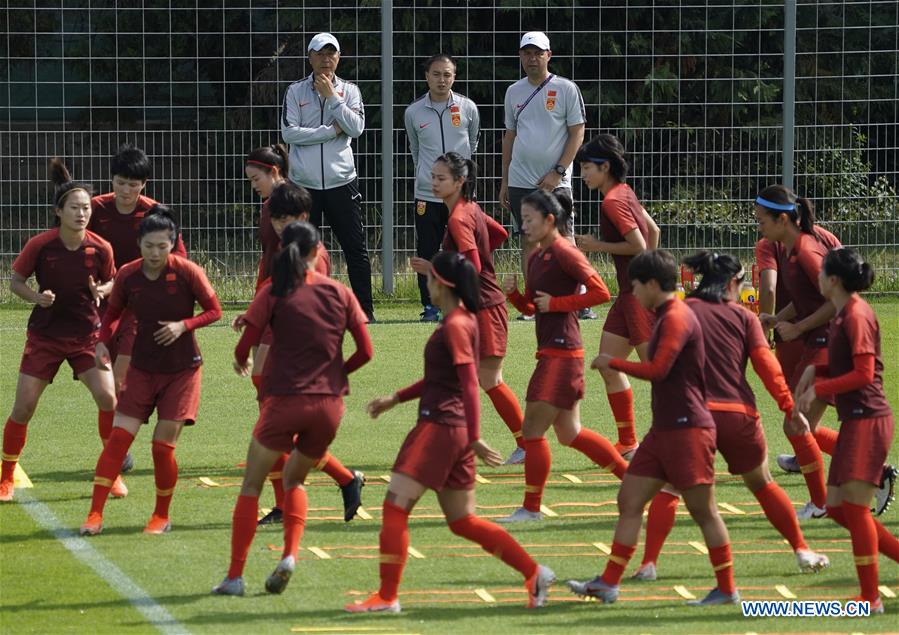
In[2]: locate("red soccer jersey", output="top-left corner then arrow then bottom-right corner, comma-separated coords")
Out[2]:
610,298 -> 715,430
777,231 -> 840,346
442,199 -> 506,308
825,296 -> 891,421
524,236 -> 599,352
12,229 -> 115,338
244,271 -> 367,397
756,227 -> 840,314
417,307 -> 479,428
89,193 -> 187,268
686,298 -> 769,410
599,182 -> 649,294
256,198 -> 282,286
106,255 -> 218,373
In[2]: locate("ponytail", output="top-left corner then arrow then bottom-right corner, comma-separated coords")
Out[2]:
521,190 -> 571,237
682,250 -> 743,303
49,157 -> 93,209
246,144 -> 289,175
271,221 -> 319,297
756,184 -> 818,239
795,197 -> 817,235
139,204 -> 179,243
822,247 -> 875,293
574,133 -> 629,182
431,250 -> 480,312
435,152 -> 476,201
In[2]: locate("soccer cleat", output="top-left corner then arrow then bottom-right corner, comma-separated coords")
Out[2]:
795,549 -> 830,573
578,307 -> 598,320
796,501 -> 828,520
496,507 -> 543,523
143,514 -> 171,535
567,576 -> 619,603
503,446 -> 526,465
212,576 -> 245,596
631,562 -> 657,581
526,564 -> 556,608
79,512 -> 103,536
340,470 -> 365,522
776,453 -> 801,474
419,305 -> 440,323
515,313 -> 535,321
264,555 -> 295,594
615,442 -> 640,461
344,591 -> 401,614
0,480 -> 14,503
110,476 -> 128,499
257,507 -> 283,526
686,587 -> 741,606
851,596 -> 885,615
120,452 -> 134,474
872,464 -> 897,516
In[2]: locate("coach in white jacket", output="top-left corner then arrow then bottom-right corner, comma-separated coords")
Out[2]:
281,32 -> 374,320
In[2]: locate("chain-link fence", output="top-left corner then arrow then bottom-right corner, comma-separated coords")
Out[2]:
2,1 -> 896,303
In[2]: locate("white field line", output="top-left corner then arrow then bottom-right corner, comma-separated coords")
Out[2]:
16,490 -> 190,635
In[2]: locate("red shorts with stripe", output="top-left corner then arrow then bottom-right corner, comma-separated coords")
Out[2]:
787,344 -> 835,407
827,415 -> 894,487
478,302 -> 508,358
602,292 -> 655,346
392,421 -> 475,491
117,366 -> 202,425
19,331 -> 98,382
254,394 -> 344,459
526,354 -> 585,410
627,426 -> 717,490
774,338 -> 803,383
711,410 -> 767,475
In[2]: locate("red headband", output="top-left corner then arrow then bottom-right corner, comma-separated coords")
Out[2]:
430,265 -> 456,288
247,160 -> 277,170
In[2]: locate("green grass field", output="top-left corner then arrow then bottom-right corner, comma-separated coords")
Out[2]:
1,301 -> 897,635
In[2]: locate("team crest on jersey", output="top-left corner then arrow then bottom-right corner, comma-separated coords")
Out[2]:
416,201 -> 427,216
450,104 -> 461,127
546,90 -> 557,111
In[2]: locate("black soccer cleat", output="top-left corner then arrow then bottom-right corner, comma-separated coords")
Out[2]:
341,470 -> 365,522
257,507 -> 283,526
873,464 -> 897,516
120,452 -> 134,474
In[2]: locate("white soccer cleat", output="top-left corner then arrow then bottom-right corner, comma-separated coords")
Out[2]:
796,501 -> 827,520
503,447 -> 526,465
796,549 -> 830,573
567,576 -> 619,603
687,587 -> 740,606
496,507 -> 543,523
265,555 -> 295,594
776,454 -> 801,474
526,564 -> 556,608
631,562 -> 657,581
212,576 -> 245,596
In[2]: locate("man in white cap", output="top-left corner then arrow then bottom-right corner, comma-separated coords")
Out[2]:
499,31 -> 588,317
280,32 -> 374,321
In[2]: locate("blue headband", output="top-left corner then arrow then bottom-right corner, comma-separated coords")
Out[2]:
755,196 -> 797,212
587,157 -> 608,164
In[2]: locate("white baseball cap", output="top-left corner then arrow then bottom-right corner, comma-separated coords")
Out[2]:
308,32 -> 340,53
519,31 -> 550,51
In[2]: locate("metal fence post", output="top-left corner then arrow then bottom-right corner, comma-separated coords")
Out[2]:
381,0 -> 394,294
782,0 -> 797,190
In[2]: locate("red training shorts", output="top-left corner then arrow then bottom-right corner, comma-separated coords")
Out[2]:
827,414 -> 894,487
774,338 -> 803,384
254,394 -> 344,459
602,292 -> 655,346
478,302 -> 508,359
526,354 -> 585,410
392,421 -> 475,491
627,426 -> 717,490
19,331 -> 98,382
117,366 -> 202,425
711,410 -> 767,475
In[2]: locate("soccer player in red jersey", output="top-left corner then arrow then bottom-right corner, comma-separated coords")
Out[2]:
89,144 -> 187,395
573,135 -> 660,459
795,248 -> 898,614
345,251 -> 555,613
244,144 -> 288,291
569,250 -> 738,607
500,190 -> 626,524
79,208 -> 222,535
1,160 -> 117,503
632,251 -> 830,581
755,185 -> 842,519
213,221 -> 372,597
410,152 -> 526,463
233,181 -> 362,526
